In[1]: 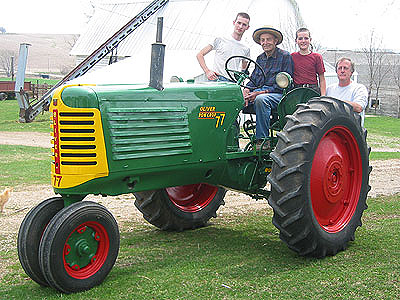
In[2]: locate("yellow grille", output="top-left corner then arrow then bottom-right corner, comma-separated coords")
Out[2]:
50,86 -> 109,189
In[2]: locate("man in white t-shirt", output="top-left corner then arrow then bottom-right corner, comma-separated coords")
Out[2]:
196,12 -> 251,81
326,57 -> 368,126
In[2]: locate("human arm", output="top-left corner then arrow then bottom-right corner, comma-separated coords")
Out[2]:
318,73 -> 326,96
344,84 -> 368,113
342,100 -> 363,113
196,44 -> 217,80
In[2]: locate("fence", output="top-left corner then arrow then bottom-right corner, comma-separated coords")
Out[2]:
31,83 -> 54,100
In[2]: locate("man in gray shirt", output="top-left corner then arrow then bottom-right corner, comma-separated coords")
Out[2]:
326,57 -> 368,126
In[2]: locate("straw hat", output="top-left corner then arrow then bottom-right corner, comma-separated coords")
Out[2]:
253,26 -> 283,45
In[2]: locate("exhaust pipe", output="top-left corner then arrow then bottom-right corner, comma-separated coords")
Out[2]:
149,17 -> 165,91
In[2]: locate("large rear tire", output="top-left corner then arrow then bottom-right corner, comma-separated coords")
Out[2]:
268,97 -> 371,257
134,183 -> 226,231
17,197 -> 64,286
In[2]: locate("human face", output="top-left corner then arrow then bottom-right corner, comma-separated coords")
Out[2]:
296,31 -> 311,52
233,16 -> 250,36
336,60 -> 353,86
260,33 -> 277,55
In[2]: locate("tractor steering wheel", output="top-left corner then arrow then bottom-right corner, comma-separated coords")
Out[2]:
225,55 -> 266,90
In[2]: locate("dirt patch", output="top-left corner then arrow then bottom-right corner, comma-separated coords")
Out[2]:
0,131 -> 51,148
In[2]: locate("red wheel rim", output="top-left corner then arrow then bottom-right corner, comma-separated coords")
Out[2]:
166,183 -> 218,212
310,126 -> 362,233
63,221 -> 109,279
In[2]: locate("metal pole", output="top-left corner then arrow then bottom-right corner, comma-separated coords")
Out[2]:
11,56 -> 14,81
15,43 -> 31,122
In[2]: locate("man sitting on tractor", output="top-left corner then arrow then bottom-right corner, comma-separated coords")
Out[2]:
242,26 -> 293,150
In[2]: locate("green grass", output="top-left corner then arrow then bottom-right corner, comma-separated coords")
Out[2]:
0,100 -> 51,132
0,77 -> 59,85
0,195 -> 399,299
364,115 -> 400,138
0,144 -> 50,188
370,151 -> 400,160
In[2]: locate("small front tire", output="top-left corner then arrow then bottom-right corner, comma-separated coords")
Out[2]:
17,197 -> 64,286
39,201 -> 119,293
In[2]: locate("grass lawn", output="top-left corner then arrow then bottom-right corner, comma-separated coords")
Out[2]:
0,145 -> 51,187
364,115 -> 400,138
0,194 -> 399,299
0,100 -> 50,132
0,77 -> 59,86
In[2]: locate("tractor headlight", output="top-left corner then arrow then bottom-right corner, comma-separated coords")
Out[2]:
276,72 -> 292,89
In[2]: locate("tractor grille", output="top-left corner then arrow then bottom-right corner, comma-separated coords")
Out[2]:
52,110 -> 98,173
106,107 -> 192,160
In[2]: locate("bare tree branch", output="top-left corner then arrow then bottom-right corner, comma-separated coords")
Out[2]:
0,49 -> 17,77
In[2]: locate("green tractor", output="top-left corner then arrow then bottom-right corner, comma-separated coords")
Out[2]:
17,36 -> 371,293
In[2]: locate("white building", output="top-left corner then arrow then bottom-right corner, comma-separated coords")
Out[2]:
69,0 -> 306,84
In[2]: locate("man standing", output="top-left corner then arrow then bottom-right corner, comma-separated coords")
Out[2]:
196,12 -> 251,81
243,26 -> 293,149
326,57 -> 368,126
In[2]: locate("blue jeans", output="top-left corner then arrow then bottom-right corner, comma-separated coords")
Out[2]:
248,93 -> 282,139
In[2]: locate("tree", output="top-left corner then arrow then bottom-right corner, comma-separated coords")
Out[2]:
389,56 -> 400,118
0,49 -> 17,77
361,30 -> 390,113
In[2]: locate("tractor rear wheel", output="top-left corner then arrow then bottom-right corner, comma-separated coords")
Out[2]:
268,97 -> 371,257
134,183 -> 226,231
17,197 -> 64,286
38,201 -> 119,293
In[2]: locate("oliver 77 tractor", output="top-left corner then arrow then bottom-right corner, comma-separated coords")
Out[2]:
17,28 -> 371,293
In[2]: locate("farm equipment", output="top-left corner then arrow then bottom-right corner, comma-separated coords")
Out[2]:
17,16 -> 371,294
16,0 -> 169,123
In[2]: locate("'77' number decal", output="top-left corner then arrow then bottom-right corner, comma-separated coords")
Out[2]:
215,113 -> 225,128
53,175 -> 62,187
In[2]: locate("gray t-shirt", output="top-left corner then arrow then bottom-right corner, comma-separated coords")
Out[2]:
326,82 -> 368,126
211,36 -> 250,79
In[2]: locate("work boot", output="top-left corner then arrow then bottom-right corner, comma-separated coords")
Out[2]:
256,140 -> 271,151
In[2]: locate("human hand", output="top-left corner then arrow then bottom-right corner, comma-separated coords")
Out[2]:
244,90 -> 266,104
206,70 -> 218,81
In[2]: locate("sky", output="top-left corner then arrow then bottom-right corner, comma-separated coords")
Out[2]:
1,0 -> 399,52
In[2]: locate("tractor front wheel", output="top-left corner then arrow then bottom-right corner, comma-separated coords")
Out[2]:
268,97 -> 371,257
134,183 -> 226,231
17,197 -> 64,286
38,201 -> 119,293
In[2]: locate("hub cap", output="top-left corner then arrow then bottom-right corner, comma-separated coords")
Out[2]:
166,183 -> 218,212
63,221 -> 109,279
310,126 -> 362,233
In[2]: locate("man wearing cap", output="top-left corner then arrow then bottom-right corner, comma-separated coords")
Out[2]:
243,26 -> 294,150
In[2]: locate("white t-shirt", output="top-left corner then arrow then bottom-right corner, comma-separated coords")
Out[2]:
326,82 -> 368,126
211,36 -> 250,79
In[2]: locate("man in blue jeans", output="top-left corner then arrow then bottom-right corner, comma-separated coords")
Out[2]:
243,26 -> 294,150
